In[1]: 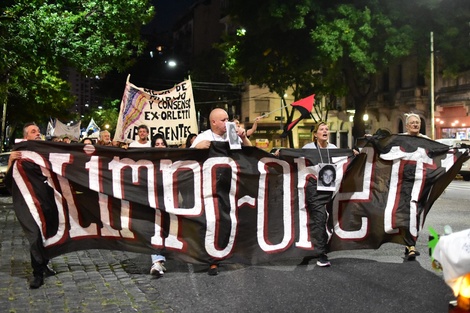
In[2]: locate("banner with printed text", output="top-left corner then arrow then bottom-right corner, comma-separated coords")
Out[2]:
9,136 -> 469,265
114,77 -> 198,146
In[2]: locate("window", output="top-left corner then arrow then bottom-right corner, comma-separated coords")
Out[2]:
340,132 -> 348,148
254,99 -> 270,113
329,132 -> 337,146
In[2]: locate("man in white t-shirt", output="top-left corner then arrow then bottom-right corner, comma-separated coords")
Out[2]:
129,124 -> 151,148
128,124 -> 166,277
191,108 -> 251,148
190,108 -> 251,276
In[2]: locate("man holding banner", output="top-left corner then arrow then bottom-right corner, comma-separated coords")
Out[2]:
191,108 -> 252,275
191,108 -> 251,149
8,123 -> 57,289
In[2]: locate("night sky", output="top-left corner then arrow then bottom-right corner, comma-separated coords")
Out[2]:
146,0 -> 197,33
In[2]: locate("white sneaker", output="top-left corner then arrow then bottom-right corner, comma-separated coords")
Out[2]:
150,261 -> 166,277
316,254 -> 331,267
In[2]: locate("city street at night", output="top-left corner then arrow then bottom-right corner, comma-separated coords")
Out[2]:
0,180 -> 468,313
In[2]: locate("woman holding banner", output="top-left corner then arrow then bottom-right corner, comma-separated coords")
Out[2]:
302,122 -> 337,267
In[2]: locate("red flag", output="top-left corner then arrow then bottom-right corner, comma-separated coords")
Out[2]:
292,94 -> 315,114
281,94 -> 315,137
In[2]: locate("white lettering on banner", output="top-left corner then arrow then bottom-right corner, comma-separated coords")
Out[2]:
258,157 -> 293,252
16,145 -> 449,256
49,153 -> 98,239
381,147 -> 433,237
15,152 -> 68,246
118,198 -> 135,239
108,157 -> 173,245
86,156 -> 102,192
332,147 -> 374,239
158,159 -> 203,250
86,156 -> 135,239
160,160 -> 202,216
203,157 -> 239,258
108,157 -> 157,206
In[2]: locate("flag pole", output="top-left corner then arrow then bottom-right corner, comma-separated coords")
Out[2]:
259,105 -> 289,118
430,31 -> 435,140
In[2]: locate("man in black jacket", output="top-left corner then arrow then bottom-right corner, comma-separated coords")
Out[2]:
8,122 -> 57,289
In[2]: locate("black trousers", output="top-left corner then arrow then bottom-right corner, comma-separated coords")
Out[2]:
31,252 -> 49,276
306,179 -> 333,255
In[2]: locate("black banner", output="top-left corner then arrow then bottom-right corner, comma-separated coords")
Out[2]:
10,136 -> 468,265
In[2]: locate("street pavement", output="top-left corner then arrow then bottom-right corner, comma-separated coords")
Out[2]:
0,185 -> 466,313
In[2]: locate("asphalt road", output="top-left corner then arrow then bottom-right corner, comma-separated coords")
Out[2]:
0,181 -> 468,312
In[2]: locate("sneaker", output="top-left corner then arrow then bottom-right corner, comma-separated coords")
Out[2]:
150,261 -> 166,277
404,246 -> 420,256
316,254 -> 331,267
405,246 -> 419,261
208,264 -> 218,276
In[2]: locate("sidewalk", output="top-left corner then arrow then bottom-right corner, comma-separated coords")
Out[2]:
0,196 -> 456,313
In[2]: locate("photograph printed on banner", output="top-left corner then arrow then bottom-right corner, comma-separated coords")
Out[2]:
317,163 -> 337,191
226,121 -> 241,150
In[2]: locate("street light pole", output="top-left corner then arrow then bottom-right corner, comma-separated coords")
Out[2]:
430,31 -> 435,140
1,76 -> 9,153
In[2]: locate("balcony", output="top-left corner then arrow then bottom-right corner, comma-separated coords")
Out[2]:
436,84 -> 470,106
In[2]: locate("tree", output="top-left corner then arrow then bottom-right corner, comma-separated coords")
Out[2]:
82,98 -> 120,136
430,0 -> 470,75
0,0 -> 154,145
220,0 -> 469,141
218,0 -> 324,146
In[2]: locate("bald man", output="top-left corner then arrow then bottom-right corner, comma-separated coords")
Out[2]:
190,108 -> 251,275
191,108 -> 251,148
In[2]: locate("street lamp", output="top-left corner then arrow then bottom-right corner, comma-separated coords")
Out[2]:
430,31 -> 435,140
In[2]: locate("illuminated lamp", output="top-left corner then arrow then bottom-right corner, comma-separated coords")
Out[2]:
448,273 -> 470,312
456,273 -> 470,311
432,228 -> 470,312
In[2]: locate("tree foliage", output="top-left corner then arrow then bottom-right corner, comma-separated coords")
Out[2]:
220,0 -> 470,139
0,0 -> 154,135
82,98 -> 120,135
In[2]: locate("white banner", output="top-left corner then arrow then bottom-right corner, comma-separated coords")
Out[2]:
52,119 -> 81,140
114,77 -> 198,146
85,118 -> 100,138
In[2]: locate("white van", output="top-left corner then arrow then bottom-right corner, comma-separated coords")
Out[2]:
435,139 -> 470,181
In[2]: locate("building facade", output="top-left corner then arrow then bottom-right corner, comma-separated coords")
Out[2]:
172,0 -> 470,150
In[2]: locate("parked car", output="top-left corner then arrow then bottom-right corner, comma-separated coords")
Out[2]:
435,139 -> 470,181
0,152 -> 11,191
